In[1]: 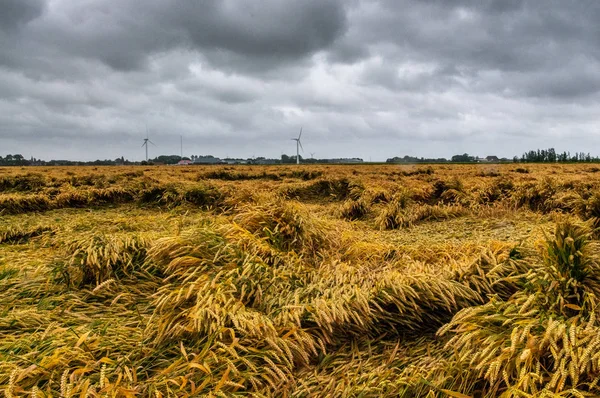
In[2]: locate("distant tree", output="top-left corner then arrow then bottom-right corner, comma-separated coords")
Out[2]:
451,153 -> 475,162
0,154 -> 30,166
151,155 -> 182,164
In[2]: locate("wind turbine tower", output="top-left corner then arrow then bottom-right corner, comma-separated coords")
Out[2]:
291,127 -> 303,164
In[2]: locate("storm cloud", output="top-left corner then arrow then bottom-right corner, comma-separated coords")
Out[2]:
1,0 -> 600,161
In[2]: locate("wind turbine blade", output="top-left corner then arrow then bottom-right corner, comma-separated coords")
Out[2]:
299,140 -> 304,152
141,143 -> 145,147
298,127 -> 302,140
149,140 -> 156,146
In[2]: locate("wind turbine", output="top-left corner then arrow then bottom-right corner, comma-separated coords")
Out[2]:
310,152 -> 315,159
142,125 -> 156,161
291,127 -> 303,164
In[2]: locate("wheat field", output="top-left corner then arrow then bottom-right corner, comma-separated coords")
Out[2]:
3,163 -> 600,397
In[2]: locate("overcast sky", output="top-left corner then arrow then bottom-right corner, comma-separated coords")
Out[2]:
2,0 -> 600,161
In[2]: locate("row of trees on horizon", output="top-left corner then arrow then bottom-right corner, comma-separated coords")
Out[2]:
386,149 -> 600,164
0,148 -> 599,166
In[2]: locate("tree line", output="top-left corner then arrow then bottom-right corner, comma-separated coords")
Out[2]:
517,149 -> 598,163
2,147 -> 600,166
388,148 -> 600,163
0,154 -> 32,166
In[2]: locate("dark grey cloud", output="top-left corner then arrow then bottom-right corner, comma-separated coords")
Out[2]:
3,0 -> 600,161
2,0 -> 346,73
0,0 -> 46,31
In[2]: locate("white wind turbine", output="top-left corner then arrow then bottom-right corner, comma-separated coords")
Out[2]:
291,127 -> 303,164
142,125 -> 156,161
